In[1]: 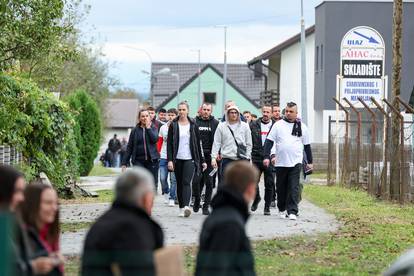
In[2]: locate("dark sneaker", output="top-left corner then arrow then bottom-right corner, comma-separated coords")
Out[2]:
202,208 -> 210,216
264,207 -> 271,216
270,201 -> 276,208
193,202 -> 200,213
251,198 -> 261,212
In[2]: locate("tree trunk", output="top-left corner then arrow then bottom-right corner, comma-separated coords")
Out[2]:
390,0 -> 403,201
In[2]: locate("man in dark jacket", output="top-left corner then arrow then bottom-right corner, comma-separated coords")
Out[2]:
194,103 -> 219,215
108,134 -> 121,167
82,167 -> 163,276
196,161 -> 258,276
250,105 -> 276,215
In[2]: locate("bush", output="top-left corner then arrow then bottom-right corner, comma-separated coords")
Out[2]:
0,74 -> 79,190
66,90 -> 102,176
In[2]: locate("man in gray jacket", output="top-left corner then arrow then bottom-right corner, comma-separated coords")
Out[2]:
211,105 -> 252,185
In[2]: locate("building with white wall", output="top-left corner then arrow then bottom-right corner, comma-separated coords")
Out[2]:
248,26 -> 332,143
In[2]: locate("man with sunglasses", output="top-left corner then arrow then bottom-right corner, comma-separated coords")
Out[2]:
262,102 -> 313,220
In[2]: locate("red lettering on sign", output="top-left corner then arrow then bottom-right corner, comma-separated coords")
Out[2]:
343,50 -> 369,58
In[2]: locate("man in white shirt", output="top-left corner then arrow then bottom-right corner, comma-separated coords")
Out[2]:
263,102 -> 313,220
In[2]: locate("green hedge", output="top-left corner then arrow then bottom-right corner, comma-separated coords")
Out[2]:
0,74 -> 79,190
66,90 -> 102,176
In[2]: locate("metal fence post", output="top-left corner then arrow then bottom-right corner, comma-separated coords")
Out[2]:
343,98 -> 361,187
358,97 -> 377,196
383,98 -> 404,203
327,115 -> 333,185
370,97 -> 389,199
333,98 -> 350,186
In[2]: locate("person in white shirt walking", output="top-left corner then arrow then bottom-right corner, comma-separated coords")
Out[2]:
167,102 -> 207,217
263,102 -> 313,220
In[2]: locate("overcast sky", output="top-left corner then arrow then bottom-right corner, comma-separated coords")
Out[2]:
80,0 -> 324,96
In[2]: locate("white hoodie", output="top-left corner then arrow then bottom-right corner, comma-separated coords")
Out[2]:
211,106 -> 252,160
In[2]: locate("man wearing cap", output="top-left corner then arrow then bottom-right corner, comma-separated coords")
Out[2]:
211,105 -> 252,183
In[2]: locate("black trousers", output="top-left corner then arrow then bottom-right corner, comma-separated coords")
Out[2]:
275,164 -> 301,215
175,160 -> 195,209
253,162 -> 275,209
194,159 -> 214,210
133,159 -> 159,190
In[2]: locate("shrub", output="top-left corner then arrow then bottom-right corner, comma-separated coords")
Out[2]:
0,74 -> 79,190
66,90 -> 102,176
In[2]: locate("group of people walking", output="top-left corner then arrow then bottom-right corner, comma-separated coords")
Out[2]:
1,100 -> 314,275
121,100 -> 313,221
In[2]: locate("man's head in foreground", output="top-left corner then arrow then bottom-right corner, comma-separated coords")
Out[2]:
224,161 -> 259,204
115,168 -> 155,215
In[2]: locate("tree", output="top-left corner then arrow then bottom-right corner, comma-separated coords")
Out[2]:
67,90 -> 102,176
0,74 -> 79,190
390,0 -> 403,202
111,87 -> 143,100
0,0 -> 77,71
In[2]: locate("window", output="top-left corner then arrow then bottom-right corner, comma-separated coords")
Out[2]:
315,46 -> 319,72
320,44 -> 324,71
203,92 -> 216,104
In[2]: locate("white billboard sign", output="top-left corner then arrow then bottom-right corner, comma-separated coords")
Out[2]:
339,26 -> 386,107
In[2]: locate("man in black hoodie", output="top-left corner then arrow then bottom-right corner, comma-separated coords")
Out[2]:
194,103 -> 219,215
196,161 -> 258,276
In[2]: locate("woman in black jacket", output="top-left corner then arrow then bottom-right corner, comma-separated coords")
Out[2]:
122,109 -> 160,186
167,101 -> 206,218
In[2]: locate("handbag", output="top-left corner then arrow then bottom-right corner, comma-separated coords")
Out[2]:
227,126 -> 248,160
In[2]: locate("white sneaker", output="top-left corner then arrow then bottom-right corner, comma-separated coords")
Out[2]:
288,214 -> 297,220
169,199 -> 175,207
184,206 -> 191,217
178,208 -> 185,217
279,211 -> 287,219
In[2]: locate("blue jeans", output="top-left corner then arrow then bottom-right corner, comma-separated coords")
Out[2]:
159,159 -> 177,200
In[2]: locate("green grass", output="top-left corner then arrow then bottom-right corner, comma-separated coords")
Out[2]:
61,186 -> 414,276
88,164 -> 117,176
254,185 -> 414,276
61,222 -> 93,233
60,189 -> 114,205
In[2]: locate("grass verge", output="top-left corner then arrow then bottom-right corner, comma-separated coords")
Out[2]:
254,185 -> 414,275
60,189 -> 114,205
88,164 -> 117,177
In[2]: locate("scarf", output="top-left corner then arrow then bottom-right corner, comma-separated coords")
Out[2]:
283,117 -> 302,137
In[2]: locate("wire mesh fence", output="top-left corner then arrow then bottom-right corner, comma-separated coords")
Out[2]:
328,97 -> 414,204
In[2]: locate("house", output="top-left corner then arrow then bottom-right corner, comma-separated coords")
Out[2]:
248,25 -> 318,140
152,63 -> 262,118
101,98 -> 140,153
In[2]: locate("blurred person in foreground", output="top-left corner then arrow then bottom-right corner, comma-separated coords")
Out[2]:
196,161 -> 258,276
20,182 -> 63,276
0,165 -> 58,276
81,167 -> 163,275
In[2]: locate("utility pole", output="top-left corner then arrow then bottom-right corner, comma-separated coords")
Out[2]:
300,0 -> 308,124
391,0 -> 403,201
196,50 -> 202,108
223,26 -> 228,114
